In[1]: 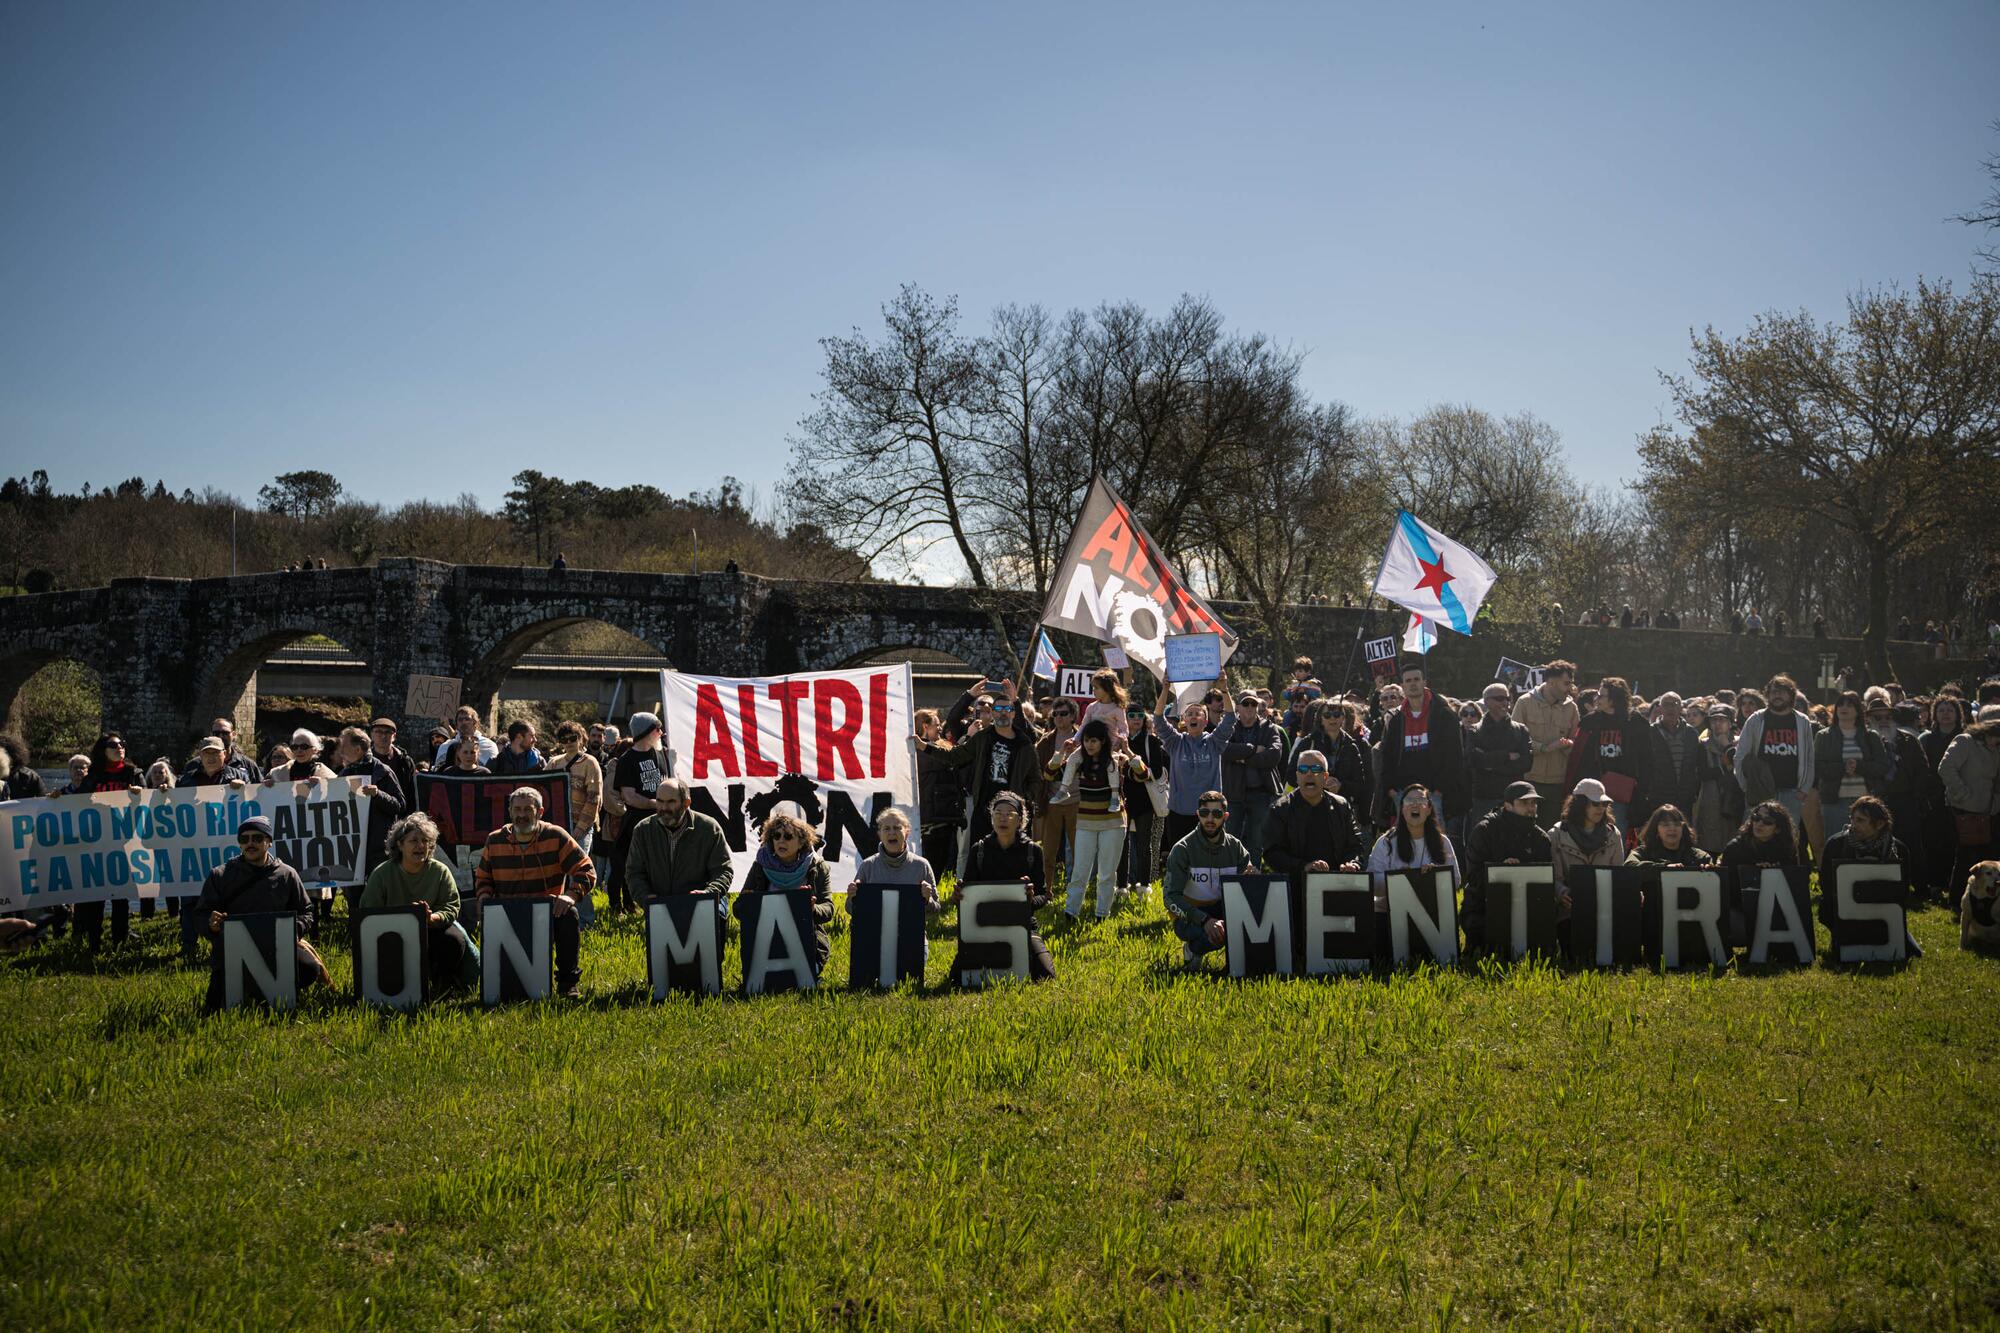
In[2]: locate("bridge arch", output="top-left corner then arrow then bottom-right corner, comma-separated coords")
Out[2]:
462,614 -> 676,729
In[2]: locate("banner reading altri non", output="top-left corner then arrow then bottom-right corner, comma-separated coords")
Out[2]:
0,779 -> 372,911
659,664 -> 917,893
1040,476 -> 1239,684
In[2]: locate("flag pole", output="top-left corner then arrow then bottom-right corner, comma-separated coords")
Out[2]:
1339,593 -> 1378,694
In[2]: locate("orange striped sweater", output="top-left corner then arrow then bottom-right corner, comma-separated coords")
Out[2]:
476,821 -> 597,897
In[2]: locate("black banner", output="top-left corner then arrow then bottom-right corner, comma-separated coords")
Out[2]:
1651,868 -> 1728,971
416,771 -> 572,850
1737,866 -> 1814,967
1298,874 -> 1374,974
1825,863 -> 1908,964
1481,865 -> 1559,962
1384,868 -> 1457,965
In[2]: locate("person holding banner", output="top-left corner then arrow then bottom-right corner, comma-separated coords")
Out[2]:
1460,782 -> 1551,951
735,812 -> 836,976
333,727 -> 405,877
475,788 -> 595,998
1365,785 -> 1461,905
1625,806 -> 1711,869
358,812 -> 476,987
193,816 -> 330,1010
1154,691 -> 1238,854
1047,718 -> 1150,921
368,719 -> 420,815
956,792 -> 1055,979
71,732 -> 142,950
1162,791 -> 1255,970
855,808 -> 940,911
623,775 -> 734,904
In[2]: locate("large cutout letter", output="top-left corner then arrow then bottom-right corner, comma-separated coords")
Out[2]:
1831,863 -> 1907,964
744,893 -> 816,995
482,899 -> 552,1005
356,908 -> 426,1010
646,895 -> 722,997
222,913 -> 297,1011
847,885 -> 926,989
1222,876 -> 1292,978
1386,870 -> 1457,965
1657,870 -> 1727,970
1302,873 -> 1374,975
1744,867 -> 1814,966
955,882 -> 1030,986
1483,864 -> 1558,962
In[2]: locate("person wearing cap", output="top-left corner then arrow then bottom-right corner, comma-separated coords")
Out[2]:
1264,749 -> 1363,888
177,735 -> 251,790
1219,692 -> 1285,869
475,786 -> 595,997
332,726 -> 406,876
1163,790 -> 1256,970
433,705 -> 499,770
191,817 -> 329,1009
1693,705 -> 1746,854
1460,780 -> 1553,951
1464,684 -> 1534,839
209,716 -> 264,784
934,681 -> 1044,853
1548,778 -> 1623,898
605,710 -> 670,914
1938,705 -> 2000,907
367,718 -> 419,813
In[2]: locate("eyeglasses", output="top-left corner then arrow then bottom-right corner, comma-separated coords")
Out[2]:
1296,764 -> 1326,774
237,834 -> 268,845
771,832 -> 799,843
106,740 -> 124,749
992,705 -> 1016,715
1197,806 -> 1227,817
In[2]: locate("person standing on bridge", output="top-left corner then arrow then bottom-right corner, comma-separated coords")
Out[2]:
433,706 -> 498,770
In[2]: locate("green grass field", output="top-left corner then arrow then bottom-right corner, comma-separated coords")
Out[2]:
2,890 -> 1997,1330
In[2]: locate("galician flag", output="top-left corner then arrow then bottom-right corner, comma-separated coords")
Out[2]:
1030,629 -> 1062,682
1402,612 -> 1438,655
1373,510 -> 1498,640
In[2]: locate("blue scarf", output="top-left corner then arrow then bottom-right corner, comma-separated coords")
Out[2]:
755,844 -> 814,890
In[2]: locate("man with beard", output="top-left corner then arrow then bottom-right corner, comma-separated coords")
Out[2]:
624,775 -> 734,908
1735,674 -> 1817,843
193,816 -> 329,1009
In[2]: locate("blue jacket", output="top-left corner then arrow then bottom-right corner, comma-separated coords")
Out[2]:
1159,713 -> 1238,815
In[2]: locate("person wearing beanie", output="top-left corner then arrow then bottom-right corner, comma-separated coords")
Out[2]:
608,711 -> 668,914
191,817 -> 329,1009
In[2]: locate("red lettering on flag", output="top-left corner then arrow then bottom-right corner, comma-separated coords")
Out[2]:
813,679 -> 865,781
737,684 -> 778,777
1077,508 -> 1134,572
767,681 -> 811,772
690,684 -> 740,779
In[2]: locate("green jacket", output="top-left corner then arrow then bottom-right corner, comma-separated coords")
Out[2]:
1163,826 -> 1253,921
626,809 -> 734,899
357,856 -> 462,927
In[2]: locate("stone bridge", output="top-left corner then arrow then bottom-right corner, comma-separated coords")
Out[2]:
0,558 -> 1982,759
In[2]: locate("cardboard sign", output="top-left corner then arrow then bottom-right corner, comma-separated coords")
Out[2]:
1363,636 -> 1398,680
1494,658 -> 1535,692
1221,876 -> 1292,977
1739,866 -> 1814,967
1567,866 -> 1645,968
405,674 -> 463,722
738,890 -> 818,994
1827,863 -> 1907,964
1101,644 -> 1129,669
482,898 -> 552,1005
954,882 -> 1034,986
1300,873 -> 1375,974
645,894 -> 724,997
1385,868 -> 1457,965
220,912 -> 298,1011
1058,666 -> 1097,701
417,771 -> 573,850
1482,865 -> 1559,962
1163,633 -> 1224,684
846,884 -> 928,989
1653,869 -> 1728,970
354,905 -> 428,1010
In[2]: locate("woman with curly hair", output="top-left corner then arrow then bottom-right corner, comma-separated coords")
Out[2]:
734,810 -> 835,976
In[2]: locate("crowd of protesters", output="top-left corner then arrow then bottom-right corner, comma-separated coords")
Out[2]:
3,648 -> 1997,984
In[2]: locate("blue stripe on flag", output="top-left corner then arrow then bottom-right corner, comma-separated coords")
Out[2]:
1397,511 -> 1471,634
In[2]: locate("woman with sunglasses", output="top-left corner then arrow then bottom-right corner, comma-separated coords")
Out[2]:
956,791 -> 1056,980
1720,801 -> 1803,871
735,812 -> 836,977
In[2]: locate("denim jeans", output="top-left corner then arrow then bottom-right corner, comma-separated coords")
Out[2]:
1228,792 -> 1275,869
1172,907 -> 1222,958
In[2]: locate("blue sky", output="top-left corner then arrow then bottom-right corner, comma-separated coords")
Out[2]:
2,1 -> 1994,525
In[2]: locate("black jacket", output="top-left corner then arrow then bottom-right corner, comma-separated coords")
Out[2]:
1460,808 -> 1553,945
1287,727 -> 1371,817
1375,695 -> 1466,819
918,742 -> 966,830
194,855 -> 313,934
337,755 -> 406,872
1262,789 -> 1363,880
1465,716 -> 1533,799
1650,722 -> 1710,815
933,722 -> 1044,811
1564,710 -> 1657,808
1812,725 -> 1891,804
372,745 -> 420,819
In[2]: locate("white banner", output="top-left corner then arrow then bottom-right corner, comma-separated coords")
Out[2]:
0,779 -> 372,911
659,664 -> 917,893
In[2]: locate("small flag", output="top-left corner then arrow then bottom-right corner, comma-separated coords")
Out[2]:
1373,510 -> 1499,635
1030,629 -> 1062,682
1402,612 -> 1439,655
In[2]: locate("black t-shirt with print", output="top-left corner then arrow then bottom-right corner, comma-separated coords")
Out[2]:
1759,711 -> 1802,790
615,747 -> 665,801
986,732 -> 1019,794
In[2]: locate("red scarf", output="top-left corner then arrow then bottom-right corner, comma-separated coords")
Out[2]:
1401,690 -> 1432,748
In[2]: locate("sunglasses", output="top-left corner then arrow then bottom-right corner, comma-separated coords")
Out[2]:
1296,764 -> 1327,774
992,705 -> 1016,714
237,834 -> 268,845
1750,814 -> 1778,826
1197,806 -> 1227,817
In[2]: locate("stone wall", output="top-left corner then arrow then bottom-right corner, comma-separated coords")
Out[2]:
0,563 -> 1988,759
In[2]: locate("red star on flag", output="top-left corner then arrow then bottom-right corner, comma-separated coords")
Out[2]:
1413,554 -> 1454,599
